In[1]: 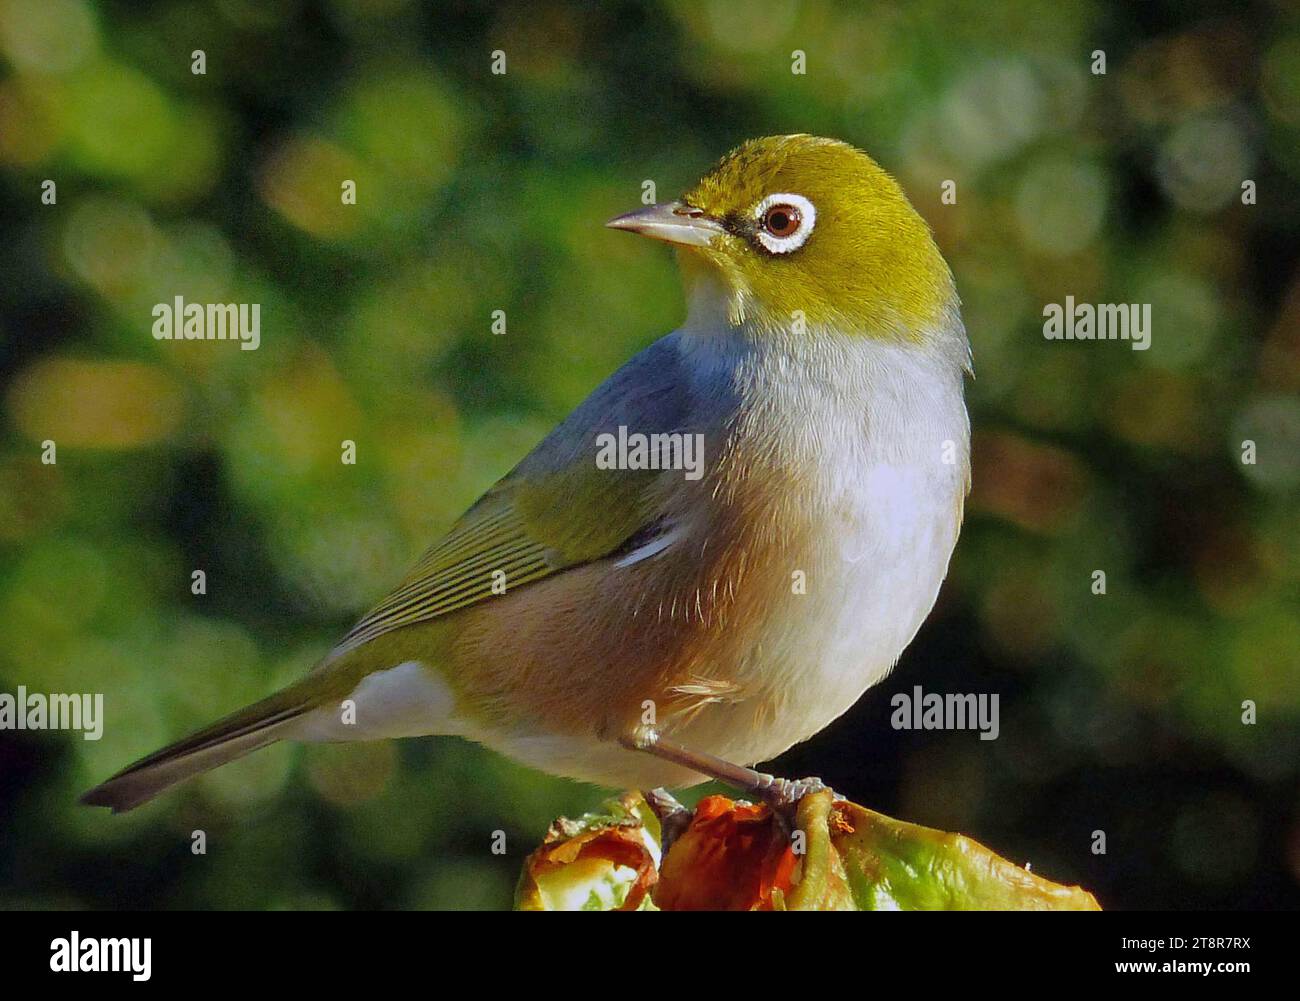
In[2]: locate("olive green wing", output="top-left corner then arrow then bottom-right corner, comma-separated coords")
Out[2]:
332,335 -> 693,654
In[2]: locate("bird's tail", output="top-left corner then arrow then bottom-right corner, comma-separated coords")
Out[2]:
80,684 -> 314,813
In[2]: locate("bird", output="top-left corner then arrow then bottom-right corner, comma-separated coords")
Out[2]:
82,134 -> 971,815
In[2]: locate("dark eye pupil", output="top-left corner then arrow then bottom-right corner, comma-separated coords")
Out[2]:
764,205 -> 800,237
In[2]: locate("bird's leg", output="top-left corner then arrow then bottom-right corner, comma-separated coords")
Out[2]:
621,726 -> 834,828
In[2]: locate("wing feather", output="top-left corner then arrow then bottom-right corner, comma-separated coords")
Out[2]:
332,336 -> 695,655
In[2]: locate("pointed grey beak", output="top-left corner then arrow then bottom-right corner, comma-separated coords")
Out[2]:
605,201 -> 725,248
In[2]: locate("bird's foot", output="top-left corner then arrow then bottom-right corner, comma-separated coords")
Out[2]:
620,727 -> 835,844
642,786 -> 692,856
753,773 -> 832,810
746,773 -> 835,833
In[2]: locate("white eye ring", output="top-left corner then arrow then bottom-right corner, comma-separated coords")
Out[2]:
753,193 -> 816,254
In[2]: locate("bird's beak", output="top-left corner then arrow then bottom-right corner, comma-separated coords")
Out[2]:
605,201 -> 725,248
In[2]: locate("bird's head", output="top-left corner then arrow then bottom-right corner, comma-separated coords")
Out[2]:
608,135 -> 958,345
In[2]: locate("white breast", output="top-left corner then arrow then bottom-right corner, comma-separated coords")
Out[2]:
677,325 -> 971,765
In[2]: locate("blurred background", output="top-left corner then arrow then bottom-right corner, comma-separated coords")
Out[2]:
0,0 -> 1297,910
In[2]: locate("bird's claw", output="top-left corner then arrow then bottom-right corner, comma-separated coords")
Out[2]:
759,775 -> 831,809
753,774 -> 835,836
643,786 -> 692,856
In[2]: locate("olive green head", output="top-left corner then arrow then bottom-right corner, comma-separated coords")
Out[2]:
608,135 -> 957,341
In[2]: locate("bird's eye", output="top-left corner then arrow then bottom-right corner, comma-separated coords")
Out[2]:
763,204 -> 801,238
752,193 -> 816,254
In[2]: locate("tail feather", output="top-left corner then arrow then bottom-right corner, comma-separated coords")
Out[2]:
80,689 -> 312,813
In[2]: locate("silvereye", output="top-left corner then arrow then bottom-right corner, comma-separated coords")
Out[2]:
83,134 -> 971,813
